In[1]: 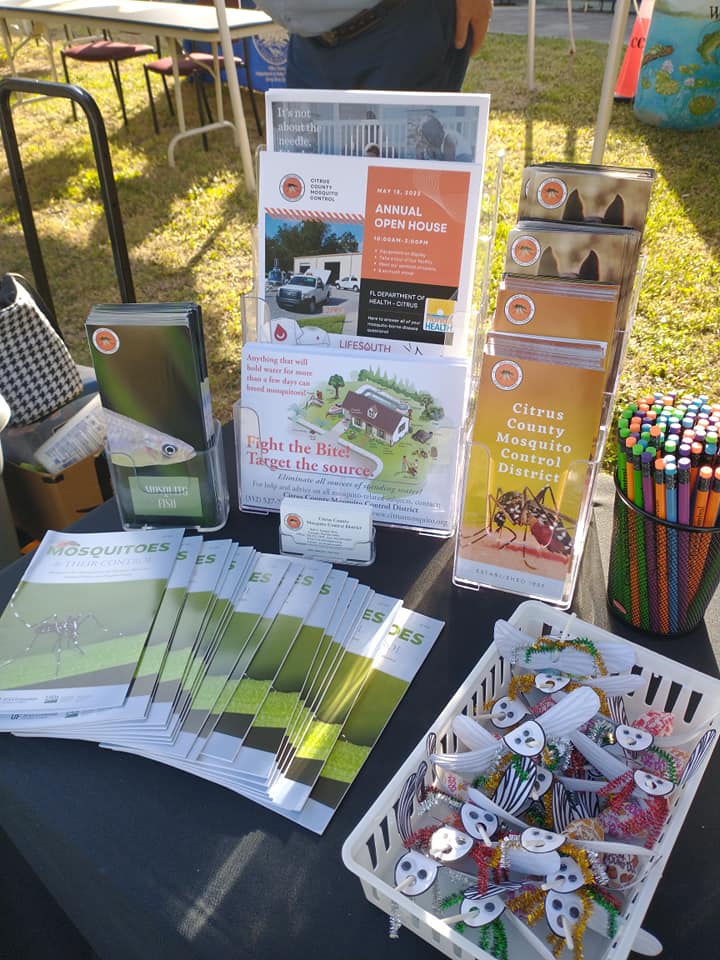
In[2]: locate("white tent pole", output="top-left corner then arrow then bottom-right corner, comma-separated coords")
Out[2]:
591,0 -> 632,163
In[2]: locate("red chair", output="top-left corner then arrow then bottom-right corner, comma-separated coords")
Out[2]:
143,45 -> 263,142
61,32 -> 157,127
144,52 -> 216,150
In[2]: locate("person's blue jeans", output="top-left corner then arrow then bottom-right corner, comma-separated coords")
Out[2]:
286,0 -> 472,91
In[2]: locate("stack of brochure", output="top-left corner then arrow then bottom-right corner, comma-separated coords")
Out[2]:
236,89 -> 491,536
454,163 -> 655,606
0,530 -> 442,835
86,302 -> 227,531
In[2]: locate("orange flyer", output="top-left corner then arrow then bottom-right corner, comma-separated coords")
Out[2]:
455,344 -> 606,603
492,275 -> 620,352
362,166 -> 470,287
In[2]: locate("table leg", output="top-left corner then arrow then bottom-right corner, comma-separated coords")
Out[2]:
213,0 -> 255,193
169,37 -> 186,134
0,17 -> 16,74
211,41 -> 224,124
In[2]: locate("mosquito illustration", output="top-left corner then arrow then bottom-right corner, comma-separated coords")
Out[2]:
5,609 -> 118,677
465,485 -> 575,569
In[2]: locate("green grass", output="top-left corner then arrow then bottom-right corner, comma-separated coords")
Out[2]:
1,32 -> 719,471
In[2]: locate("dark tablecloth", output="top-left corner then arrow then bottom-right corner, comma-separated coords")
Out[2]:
0,437 -> 718,960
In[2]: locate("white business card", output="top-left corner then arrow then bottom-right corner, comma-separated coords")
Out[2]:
279,497 -> 374,565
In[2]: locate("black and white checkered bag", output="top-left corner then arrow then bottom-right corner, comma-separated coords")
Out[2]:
0,273 -> 83,425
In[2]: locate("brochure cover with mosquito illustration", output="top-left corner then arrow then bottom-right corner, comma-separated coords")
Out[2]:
264,89 -> 490,164
0,528 -> 184,713
454,335 -> 607,605
257,150 -> 483,356
237,340 -> 469,534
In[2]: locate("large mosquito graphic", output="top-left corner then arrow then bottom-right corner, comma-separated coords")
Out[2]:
465,485 -> 575,569
4,610 -> 118,677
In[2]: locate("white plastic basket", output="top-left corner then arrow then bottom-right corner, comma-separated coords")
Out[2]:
341,601 -> 720,960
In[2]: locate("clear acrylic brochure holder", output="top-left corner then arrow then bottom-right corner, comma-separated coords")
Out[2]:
453,253 -> 647,608
107,418 -> 229,532
234,149 -> 503,542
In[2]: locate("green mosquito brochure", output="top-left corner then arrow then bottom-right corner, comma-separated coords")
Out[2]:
0,528 -> 184,713
218,579 -> 372,796
271,606 -> 443,833
112,539 -> 233,740
107,552 -> 292,760
2,531 -> 443,834
267,592 -> 402,811
2,535 -> 203,736
227,568 -> 348,782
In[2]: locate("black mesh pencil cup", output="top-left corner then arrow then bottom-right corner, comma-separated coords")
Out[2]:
607,473 -> 720,636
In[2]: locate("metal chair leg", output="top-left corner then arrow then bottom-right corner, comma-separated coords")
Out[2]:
60,51 -> 79,122
192,76 -> 209,151
144,66 -> 160,134
107,59 -> 129,126
160,73 -> 174,118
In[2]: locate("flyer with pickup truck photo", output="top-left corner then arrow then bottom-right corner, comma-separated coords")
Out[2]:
258,151 -> 483,357
238,341 -> 469,533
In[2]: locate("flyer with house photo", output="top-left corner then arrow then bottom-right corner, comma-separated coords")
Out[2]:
258,151 -> 483,356
264,89 -> 490,164
238,341 -> 468,533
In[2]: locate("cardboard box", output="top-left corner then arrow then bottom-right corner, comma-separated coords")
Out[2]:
3,455 -> 108,539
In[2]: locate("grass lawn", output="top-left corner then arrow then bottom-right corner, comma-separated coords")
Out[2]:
1,30 -> 719,472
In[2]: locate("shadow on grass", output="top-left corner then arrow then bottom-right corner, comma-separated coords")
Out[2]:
467,34 -> 720,260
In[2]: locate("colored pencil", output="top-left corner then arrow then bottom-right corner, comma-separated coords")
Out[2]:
677,456 -> 691,630
654,459 -> 669,633
704,466 -> 720,528
625,437 -> 637,503
665,462 -> 679,633
692,466 -> 713,527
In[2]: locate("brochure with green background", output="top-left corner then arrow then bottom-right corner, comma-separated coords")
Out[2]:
293,607 -> 443,833
86,302 -> 222,528
112,539 -> 233,739
216,568 -> 349,784
190,558 -> 300,763
174,581 -> 377,797
268,592 -> 402,812
110,552 -> 292,761
191,559 -> 329,765
6,535 -> 203,736
156,544 -> 256,746
181,553 -> 293,761
232,580 -> 372,797
0,528 -> 184,714
219,559 -> 332,756
175,607 -> 442,834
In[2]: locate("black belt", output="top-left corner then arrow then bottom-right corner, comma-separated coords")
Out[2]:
314,0 -> 408,47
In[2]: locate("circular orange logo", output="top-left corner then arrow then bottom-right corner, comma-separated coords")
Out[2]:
491,359 -> 523,391
280,174 -> 305,202
285,512 -> 303,531
537,177 -> 568,210
505,293 -> 535,325
92,327 -> 120,354
510,235 -> 541,267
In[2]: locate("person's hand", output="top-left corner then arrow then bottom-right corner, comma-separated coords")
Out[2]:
455,0 -> 493,55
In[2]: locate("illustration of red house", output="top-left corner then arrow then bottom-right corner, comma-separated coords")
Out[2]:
341,390 -> 410,446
